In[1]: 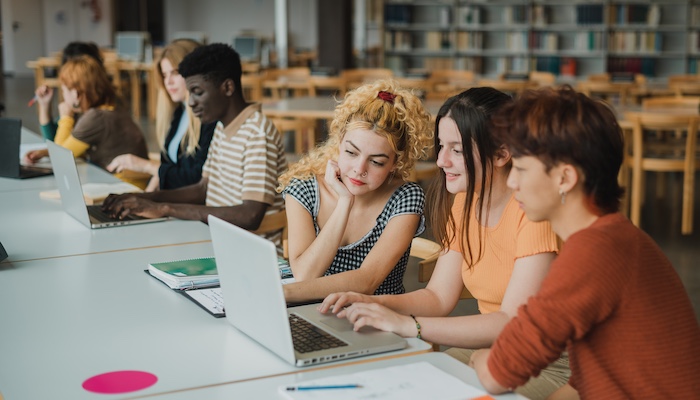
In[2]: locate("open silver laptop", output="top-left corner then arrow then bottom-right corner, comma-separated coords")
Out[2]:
209,215 -> 407,367
46,140 -> 168,229
0,118 -> 52,179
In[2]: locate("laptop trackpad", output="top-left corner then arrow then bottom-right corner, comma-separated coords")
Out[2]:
319,316 -> 354,332
319,317 -> 379,333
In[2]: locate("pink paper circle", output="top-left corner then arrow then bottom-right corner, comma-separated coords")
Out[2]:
82,370 -> 157,394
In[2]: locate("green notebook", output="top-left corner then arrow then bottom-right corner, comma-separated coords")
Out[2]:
148,257 -> 219,290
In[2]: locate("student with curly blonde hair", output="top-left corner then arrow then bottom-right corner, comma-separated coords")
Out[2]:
321,88 -> 567,400
280,79 -> 433,303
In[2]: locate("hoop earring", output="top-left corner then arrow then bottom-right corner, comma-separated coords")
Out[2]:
559,189 -> 567,205
386,170 -> 395,185
361,171 -> 368,178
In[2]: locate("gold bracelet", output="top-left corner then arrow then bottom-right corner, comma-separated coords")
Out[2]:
410,314 -> 421,339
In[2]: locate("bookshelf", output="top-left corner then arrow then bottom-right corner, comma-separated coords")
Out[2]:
378,0 -> 700,78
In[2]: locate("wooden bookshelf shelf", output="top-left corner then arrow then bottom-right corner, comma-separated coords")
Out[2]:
376,0 -> 700,78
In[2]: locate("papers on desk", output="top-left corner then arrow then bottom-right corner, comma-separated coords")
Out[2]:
40,182 -> 143,205
278,361 -> 489,400
183,288 -> 226,317
153,256 -> 295,318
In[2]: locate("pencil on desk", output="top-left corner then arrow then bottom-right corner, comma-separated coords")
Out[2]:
286,384 -> 362,391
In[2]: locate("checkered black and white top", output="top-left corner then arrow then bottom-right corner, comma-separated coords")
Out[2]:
283,177 -> 425,295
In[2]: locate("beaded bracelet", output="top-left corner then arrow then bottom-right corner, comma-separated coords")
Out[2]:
410,314 -> 421,339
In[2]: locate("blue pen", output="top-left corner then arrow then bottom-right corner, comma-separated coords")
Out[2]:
286,384 -> 362,391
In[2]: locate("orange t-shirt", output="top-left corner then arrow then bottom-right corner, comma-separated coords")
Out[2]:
448,192 -> 558,314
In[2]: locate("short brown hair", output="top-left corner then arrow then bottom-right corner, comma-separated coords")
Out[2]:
59,55 -> 116,109
492,86 -> 624,214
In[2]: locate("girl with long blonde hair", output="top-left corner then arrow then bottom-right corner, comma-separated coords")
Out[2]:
106,39 -> 216,191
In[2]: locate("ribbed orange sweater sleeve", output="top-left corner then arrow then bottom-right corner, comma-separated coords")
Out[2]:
488,213 -> 700,399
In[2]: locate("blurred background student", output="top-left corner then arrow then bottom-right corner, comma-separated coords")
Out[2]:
107,39 -> 216,191
33,41 -> 103,142
25,55 -> 149,189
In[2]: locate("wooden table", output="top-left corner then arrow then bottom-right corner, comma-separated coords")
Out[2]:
119,60 -> 158,120
262,77 -> 311,99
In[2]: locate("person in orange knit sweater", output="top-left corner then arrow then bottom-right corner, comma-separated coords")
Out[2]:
321,87 -> 569,399
470,86 -> 700,399
25,55 -> 149,189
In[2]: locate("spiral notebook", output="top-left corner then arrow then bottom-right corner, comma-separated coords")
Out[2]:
147,257 -> 219,290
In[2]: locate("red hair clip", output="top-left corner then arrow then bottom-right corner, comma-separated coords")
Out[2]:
377,91 -> 396,104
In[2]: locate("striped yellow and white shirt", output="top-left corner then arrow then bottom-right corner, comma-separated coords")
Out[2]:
202,103 -> 287,245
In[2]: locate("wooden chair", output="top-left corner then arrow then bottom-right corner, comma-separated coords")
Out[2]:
578,80 -> 635,105
253,209 -> 289,257
426,69 -> 475,100
642,96 -> 700,110
408,161 -> 439,183
668,74 -> 700,85
307,75 -> 347,98
101,49 -> 124,97
271,117 -> 318,154
587,72 -> 646,84
622,112 -> 700,234
341,68 -> 394,90
241,74 -> 263,102
528,71 -> 556,87
672,82 -> 700,97
262,67 -> 311,99
410,237 -> 473,351
411,237 -> 473,300
476,78 -> 537,96
587,72 -> 611,82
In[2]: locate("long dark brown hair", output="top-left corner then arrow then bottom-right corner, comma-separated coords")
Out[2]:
427,87 -> 512,269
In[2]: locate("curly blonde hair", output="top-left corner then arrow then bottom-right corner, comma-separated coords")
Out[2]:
278,79 -> 433,190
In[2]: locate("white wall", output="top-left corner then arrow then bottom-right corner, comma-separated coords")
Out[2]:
1,0 -> 113,75
2,0 -> 45,76
4,0 -> 316,75
42,0 -> 114,54
163,0 -> 317,50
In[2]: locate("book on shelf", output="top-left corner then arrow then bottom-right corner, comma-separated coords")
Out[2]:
40,181 -> 142,205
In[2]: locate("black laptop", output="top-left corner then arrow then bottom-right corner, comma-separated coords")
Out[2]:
0,118 -> 52,179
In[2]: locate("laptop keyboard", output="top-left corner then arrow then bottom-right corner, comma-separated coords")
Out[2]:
88,206 -> 141,222
289,313 -> 348,354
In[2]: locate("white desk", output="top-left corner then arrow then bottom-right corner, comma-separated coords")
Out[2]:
0,158 -> 119,193
0,243 -> 430,400
0,128 -> 118,193
0,188 -> 211,263
135,352 -> 525,400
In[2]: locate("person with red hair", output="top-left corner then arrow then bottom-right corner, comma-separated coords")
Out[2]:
470,86 -> 700,399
